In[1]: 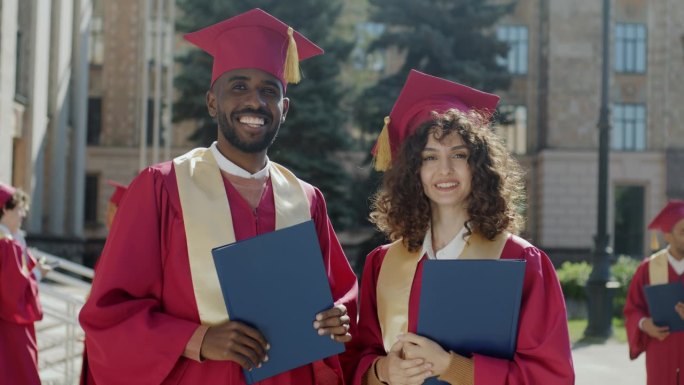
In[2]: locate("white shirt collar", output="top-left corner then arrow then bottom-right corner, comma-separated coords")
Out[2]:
0,224 -> 12,239
209,142 -> 270,179
421,226 -> 469,260
667,250 -> 684,275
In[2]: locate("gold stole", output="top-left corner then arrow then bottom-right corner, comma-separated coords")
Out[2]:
376,231 -> 510,352
173,148 -> 311,325
648,249 -> 670,285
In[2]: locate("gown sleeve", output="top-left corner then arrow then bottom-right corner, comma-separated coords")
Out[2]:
472,245 -> 575,384
308,185 -> 360,384
0,239 -> 42,324
78,167 -> 198,385
623,260 -> 651,359
348,246 -> 388,385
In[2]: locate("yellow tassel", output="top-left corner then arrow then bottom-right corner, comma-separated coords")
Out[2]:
650,231 -> 660,251
284,27 -> 301,84
373,116 -> 392,172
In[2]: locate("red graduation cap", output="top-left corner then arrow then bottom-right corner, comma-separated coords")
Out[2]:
648,200 -> 684,233
106,180 -> 128,207
0,182 -> 16,207
183,8 -> 324,88
372,70 -> 500,171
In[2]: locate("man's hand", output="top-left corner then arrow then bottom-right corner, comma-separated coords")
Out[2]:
642,317 -> 670,341
676,302 -> 684,320
200,320 -> 269,370
314,304 -> 351,343
378,340 -> 433,385
399,333 -> 452,378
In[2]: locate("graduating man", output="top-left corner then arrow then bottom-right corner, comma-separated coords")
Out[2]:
79,9 -> 358,385
624,200 -> 684,385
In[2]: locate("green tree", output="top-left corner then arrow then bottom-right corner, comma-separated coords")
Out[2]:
355,0 -> 515,138
175,0 -> 355,228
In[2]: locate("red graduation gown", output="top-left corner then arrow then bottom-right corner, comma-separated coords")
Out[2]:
0,238 -> 43,385
79,161 -> 358,385
624,258 -> 684,385
350,235 -> 574,384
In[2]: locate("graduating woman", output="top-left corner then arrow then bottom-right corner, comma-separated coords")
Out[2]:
351,70 -> 574,385
0,183 -> 43,385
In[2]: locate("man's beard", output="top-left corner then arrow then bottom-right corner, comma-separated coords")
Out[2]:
218,109 -> 279,153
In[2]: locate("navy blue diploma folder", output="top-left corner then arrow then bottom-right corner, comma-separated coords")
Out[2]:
211,220 -> 344,384
418,259 -> 526,384
644,282 -> 684,332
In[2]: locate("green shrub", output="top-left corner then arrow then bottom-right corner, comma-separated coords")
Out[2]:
556,256 -> 641,317
556,261 -> 592,300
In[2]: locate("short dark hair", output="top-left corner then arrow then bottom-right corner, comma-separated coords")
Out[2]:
370,108 -> 526,252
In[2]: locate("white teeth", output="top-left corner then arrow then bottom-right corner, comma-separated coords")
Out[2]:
239,116 -> 265,126
436,182 -> 458,188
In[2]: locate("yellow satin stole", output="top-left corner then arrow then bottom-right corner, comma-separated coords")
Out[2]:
174,147 -> 311,325
376,231 -> 510,352
648,249 -> 670,285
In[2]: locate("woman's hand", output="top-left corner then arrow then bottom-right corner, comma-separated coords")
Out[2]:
376,340 -> 433,385
314,304 -> 351,343
398,333 -> 451,377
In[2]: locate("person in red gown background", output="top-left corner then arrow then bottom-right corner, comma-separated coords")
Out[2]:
349,70 -> 574,385
79,8 -> 357,385
624,200 -> 684,385
0,182 -> 46,385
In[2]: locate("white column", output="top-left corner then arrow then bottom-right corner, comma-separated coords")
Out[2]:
151,0 -> 163,164
69,0 -> 91,235
0,0 -> 18,183
138,0 -> 150,170
25,0 -> 52,233
47,0 -> 74,235
163,0 -> 174,161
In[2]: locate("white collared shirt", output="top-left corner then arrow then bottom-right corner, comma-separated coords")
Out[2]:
421,226 -> 469,260
209,142 -> 270,179
668,250 -> 684,275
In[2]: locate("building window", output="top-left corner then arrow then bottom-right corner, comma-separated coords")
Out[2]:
87,98 -> 102,145
612,104 -> 646,151
89,16 -> 104,65
496,25 -> 528,75
615,23 -> 646,73
84,174 -> 99,225
351,22 -> 386,72
613,185 -> 644,257
495,105 -> 527,155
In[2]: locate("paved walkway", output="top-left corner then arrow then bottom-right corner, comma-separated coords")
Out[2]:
573,339 -> 646,385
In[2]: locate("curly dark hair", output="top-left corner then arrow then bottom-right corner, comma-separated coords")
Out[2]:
0,189 -> 30,220
370,108 -> 525,252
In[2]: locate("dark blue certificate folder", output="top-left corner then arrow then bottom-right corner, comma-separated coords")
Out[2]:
644,282 -> 684,332
418,259 -> 526,384
211,220 -> 344,384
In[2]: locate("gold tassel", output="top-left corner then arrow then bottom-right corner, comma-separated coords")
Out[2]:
650,231 -> 660,251
373,116 -> 392,172
284,27 -> 301,84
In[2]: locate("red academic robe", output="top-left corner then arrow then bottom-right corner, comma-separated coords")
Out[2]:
0,238 -> 43,385
350,235 -> 574,385
79,162 -> 358,385
624,257 -> 684,385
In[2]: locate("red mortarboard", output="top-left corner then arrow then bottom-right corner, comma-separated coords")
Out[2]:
0,182 -> 16,207
106,180 -> 128,206
372,70 -> 500,171
648,200 -> 684,233
183,8 -> 324,88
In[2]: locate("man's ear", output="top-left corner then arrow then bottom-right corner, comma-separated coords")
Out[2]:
281,97 -> 290,123
206,90 -> 217,118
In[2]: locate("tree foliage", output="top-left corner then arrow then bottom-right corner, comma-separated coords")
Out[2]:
355,0 -> 515,138
174,0 -> 355,228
